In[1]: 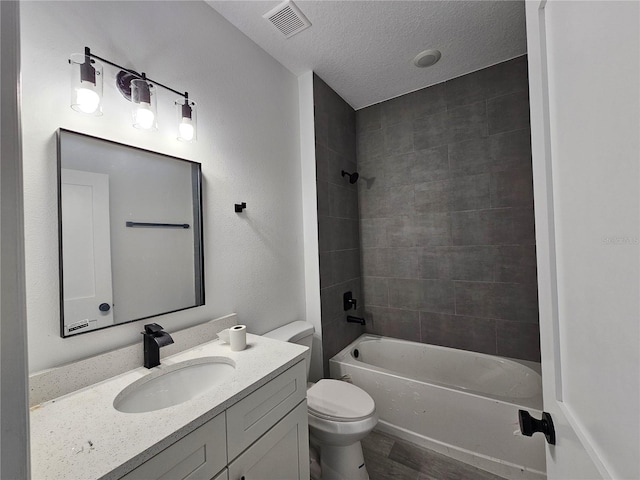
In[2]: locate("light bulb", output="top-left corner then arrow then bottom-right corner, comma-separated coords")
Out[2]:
70,53 -> 102,116
75,87 -> 100,114
175,97 -> 196,142
179,118 -> 194,142
134,103 -> 155,129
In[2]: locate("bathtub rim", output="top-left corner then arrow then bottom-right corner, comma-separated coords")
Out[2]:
330,334 -> 543,411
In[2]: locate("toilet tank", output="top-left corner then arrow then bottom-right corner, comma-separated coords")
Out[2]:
263,321 -> 314,378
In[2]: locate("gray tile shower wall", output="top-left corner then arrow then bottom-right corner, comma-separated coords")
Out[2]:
314,75 -> 364,375
356,56 -> 541,362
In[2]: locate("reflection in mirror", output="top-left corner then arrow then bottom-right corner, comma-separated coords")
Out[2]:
58,129 -> 204,337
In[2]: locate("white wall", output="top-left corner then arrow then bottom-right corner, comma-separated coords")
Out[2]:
21,1 -> 306,372
298,71 -> 323,382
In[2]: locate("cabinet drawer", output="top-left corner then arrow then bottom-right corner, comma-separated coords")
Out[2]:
226,361 -> 306,460
120,412 -> 226,480
228,401 -> 309,480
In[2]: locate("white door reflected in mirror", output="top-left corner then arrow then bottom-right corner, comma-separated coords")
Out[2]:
61,169 -> 114,334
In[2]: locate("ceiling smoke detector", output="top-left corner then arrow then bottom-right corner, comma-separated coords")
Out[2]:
263,0 -> 311,39
413,49 -> 442,68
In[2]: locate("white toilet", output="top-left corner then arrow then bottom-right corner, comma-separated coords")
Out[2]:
264,321 -> 378,480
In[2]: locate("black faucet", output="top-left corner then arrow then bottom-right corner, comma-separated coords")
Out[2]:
142,323 -> 174,368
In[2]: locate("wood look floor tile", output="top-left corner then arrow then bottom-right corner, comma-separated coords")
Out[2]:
390,439 -> 508,480
363,449 -> 419,480
361,429 -> 396,457
361,429 -> 509,480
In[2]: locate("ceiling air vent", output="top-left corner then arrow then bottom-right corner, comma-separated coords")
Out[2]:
263,0 -> 311,39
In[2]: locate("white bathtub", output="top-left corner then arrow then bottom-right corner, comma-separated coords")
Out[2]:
329,334 -> 546,480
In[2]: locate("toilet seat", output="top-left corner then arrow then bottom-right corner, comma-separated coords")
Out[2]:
308,407 -> 379,447
307,379 -> 375,422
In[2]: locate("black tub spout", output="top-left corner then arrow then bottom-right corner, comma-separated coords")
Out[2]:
347,315 -> 366,326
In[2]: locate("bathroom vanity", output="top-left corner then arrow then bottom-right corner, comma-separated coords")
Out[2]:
30,334 -> 310,480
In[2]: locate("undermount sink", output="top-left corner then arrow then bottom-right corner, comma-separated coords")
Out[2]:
113,357 -> 236,413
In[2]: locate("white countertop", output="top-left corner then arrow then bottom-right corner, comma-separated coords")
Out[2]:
30,334 -> 307,480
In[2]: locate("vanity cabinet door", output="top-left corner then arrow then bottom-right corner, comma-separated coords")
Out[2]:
226,361 -> 306,461
119,412 -> 227,480
228,401 -> 309,480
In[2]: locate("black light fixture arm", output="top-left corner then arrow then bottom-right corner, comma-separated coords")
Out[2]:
83,46 -> 189,100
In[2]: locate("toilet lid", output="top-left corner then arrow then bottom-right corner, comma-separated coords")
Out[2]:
307,379 -> 375,421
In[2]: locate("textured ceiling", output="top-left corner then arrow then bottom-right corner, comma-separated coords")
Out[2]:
206,1 -> 527,110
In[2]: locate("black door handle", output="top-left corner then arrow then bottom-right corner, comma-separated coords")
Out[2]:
519,409 -> 556,445
99,303 -> 111,312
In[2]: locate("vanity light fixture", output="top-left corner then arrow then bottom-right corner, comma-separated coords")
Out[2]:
130,74 -> 157,130
69,47 -> 197,142
176,97 -> 197,142
69,49 -> 103,115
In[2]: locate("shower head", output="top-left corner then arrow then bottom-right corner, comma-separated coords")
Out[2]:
341,170 -> 359,184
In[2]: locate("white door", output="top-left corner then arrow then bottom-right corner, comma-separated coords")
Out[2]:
526,1 -> 639,478
61,168 -> 114,334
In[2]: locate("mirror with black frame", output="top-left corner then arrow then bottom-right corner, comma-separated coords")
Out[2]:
57,129 -> 204,337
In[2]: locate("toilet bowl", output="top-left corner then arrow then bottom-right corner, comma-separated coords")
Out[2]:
263,321 -> 378,480
307,379 -> 377,480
